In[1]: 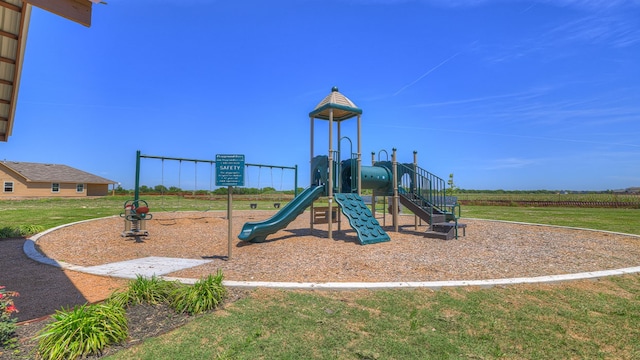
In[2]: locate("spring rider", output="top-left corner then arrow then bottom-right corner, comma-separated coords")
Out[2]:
120,199 -> 153,240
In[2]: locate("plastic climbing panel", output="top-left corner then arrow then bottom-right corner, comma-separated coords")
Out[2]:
334,193 -> 390,245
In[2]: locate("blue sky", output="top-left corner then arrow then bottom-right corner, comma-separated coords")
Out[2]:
3,0 -> 639,191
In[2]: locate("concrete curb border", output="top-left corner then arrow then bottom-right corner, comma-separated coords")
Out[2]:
24,217 -> 640,290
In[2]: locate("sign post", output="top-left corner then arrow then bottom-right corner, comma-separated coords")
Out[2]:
215,154 -> 245,259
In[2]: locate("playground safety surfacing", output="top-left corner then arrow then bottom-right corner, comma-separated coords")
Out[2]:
26,211 -> 640,289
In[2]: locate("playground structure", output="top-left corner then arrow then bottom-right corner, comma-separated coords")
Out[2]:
239,87 -> 463,244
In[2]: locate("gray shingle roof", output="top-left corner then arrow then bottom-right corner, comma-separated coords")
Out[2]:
1,161 -> 116,184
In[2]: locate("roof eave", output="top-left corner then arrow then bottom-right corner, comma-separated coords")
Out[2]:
3,4 -> 32,142
0,162 -> 31,181
309,103 -> 363,121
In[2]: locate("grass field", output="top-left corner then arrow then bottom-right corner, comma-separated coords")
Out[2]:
1,196 -> 639,359
457,192 -> 640,204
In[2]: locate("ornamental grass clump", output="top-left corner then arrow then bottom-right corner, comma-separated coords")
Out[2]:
170,271 -> 227,315
36,303 -> 128,360
107,274 -> 178,308
0,286 -> 19,347
0,225 -> 45,238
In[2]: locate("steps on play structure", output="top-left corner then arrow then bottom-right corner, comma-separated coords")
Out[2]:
334,193 -> 390,245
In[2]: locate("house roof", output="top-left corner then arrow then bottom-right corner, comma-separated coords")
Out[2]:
0,0 -> 98,142
1,160 -> 116,184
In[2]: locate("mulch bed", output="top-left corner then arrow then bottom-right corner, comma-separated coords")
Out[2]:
0,288 -> 251,360
34,211 -> 640,282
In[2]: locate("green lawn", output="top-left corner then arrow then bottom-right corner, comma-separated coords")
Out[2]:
0,196 -> 290,231
2,196 -> 639,359
462,205 -> 640,235
105,278 -> 640,359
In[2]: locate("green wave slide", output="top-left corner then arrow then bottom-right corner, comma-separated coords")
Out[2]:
334,193 -> 390,245
238,185 -> 325,243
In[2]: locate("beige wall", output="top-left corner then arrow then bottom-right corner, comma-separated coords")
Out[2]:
0,167 -> 110,198
87,184 -> 109,196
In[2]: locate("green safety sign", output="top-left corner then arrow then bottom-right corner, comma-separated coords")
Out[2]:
215,154 -> 245,186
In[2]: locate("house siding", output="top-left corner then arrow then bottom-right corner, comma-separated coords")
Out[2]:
1,167 -> 29,196
87,184 -> 109,196
1,180 -> 103,197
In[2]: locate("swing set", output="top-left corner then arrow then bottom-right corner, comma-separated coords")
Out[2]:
155,156 -> 217,211
246,164 -> 292,208
120,150 -> 298,238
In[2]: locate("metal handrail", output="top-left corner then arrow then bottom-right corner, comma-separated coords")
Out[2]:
397,163 -> 451,215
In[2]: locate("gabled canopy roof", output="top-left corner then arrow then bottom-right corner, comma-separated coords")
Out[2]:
1,160 -> 116,184
309,87 -> 362,122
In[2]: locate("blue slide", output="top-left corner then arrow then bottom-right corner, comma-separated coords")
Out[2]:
238,185 -> 324,243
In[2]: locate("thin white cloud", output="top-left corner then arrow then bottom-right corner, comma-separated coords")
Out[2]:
482,14 -> 640,65
427,0 -> 640,10
393,52 -> 461,96
368,123 -> 640,148
545,15 -> 640,48
353,0 -> 639,10
484,157 -> 538,170
520,3 -> 537,13
409,88 -> 548,108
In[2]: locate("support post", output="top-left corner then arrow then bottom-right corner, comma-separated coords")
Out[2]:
327,109 -> 334,240
357,114 -> 362,196
370,151 -> 376,218
227,186 -> 233,260
337,121 -> 341,232
392,148 -> 398,232
310,116 -> 314,231
413,150 -> 418,230
134,150 -> 141,203
294,164 -> 298,198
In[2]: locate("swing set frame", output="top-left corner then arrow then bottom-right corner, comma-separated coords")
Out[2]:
131,150 -> 298,204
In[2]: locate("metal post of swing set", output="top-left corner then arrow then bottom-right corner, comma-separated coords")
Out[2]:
134,150 -> 142,203
227,185 -> 233,259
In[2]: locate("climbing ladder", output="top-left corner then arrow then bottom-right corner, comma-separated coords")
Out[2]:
334,193 -> 390,245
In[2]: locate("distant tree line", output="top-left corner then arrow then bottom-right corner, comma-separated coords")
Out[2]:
457,189 -> 618,194
112,185 -> 302,196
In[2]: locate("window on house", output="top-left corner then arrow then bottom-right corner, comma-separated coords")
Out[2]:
76,184 -> 84,193
4,181 -> 13,193
52,183 -> 60,193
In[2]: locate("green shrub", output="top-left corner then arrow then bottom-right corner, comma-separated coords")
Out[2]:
107,275 -> 178,308
18,224 -> 45,236
35,272 -> 226,358
170,271 -> 227,315
0,227 -> 18,238
0,286 -> 19,347
0,225 -> 45,238
36,303 -> 128,360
